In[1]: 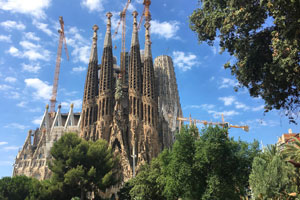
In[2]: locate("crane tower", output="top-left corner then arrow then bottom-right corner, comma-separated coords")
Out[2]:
49,16 -> 69,113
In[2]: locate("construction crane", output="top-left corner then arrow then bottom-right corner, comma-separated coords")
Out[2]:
137,0 -> 152,31
176,114 -> 249,133
112,0 -> 131,83
49,16 -> 69,113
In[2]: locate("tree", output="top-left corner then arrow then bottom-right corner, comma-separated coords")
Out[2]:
189,0 -> 300,121
249,145 -> 295,199
0,176 -> 44,200
48,132 -> 119,200
129,125 -> 260,200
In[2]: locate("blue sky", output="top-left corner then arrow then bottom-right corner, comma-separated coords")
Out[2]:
0,0 -> 298,178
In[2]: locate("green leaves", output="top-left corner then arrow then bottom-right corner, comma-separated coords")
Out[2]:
190,0 -> 300,121
48,132 -> 119,199
249,145 -> 295,199
129,126 -> 259,200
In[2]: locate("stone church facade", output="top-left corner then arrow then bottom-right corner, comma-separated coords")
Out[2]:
13,11 -> 182,182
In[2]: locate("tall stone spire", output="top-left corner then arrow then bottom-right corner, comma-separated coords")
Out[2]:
128,11 -> 142,96
83,25 -> 99,102
128,11 -> 143,173
97,12 -> 114,141
80,25 -> 99,140
142,12 -> 160,160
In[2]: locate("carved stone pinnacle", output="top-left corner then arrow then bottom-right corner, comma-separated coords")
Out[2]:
106,12 -> 113,19
93,24 -> 99,32
132,11 -> 138,18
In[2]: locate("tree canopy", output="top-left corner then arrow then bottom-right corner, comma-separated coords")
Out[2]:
48,132 -> 119,200
249,145 -> 298,199
189,0 -> 300,121
128,125 -> 260,200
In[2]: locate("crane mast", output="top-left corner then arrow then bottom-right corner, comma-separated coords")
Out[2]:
113,0 -> 131,84
50,16 -> 69,113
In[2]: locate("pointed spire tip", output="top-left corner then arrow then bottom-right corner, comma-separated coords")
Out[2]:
93,24 -> 99,32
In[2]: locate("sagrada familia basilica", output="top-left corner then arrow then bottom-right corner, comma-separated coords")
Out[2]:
13,7 -> 182,183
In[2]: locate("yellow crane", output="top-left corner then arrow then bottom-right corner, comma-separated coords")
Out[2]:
177,114 -> 249,133
137,0 -> 151,31
50,16 -> 69,113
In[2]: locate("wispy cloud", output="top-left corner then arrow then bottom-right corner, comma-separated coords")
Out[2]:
32,20 -> 54,37
0,84 -> 13,90
219,96 -> 236,106
3,146 -> 20,151
183,104 -> 215,110
219,96 -> 250,111
0,34 -> 11,42
4,76 -> 17,83
61,99 -> 82,110
252,105 -> 265,112
7,41 -> 51,61
24,78 -> 52,100
22,63 -> 41,73
208,110 -> 240,119
81,0 -> 105,12
0,141 -> 8,146
66,26 -> 90,64
0,20 -> 25,30
151,20 -> 180,40
218,77 -> 238,89
72,66 -> 86,72
32,115 -> 43,125
24,32 -> 40,41
172,51 -> 199,71
0,0 -> 51,19
4,123 -> 28,130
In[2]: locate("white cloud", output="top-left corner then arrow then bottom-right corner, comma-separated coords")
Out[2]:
32,115 -> 43,125
4,76 -> 16,83
72,45 -> 90,64
184,104 -> 215,110
0,161 -> 13,165
9,91 -> 20,99
19,40 -> 51,61
0,20 -> 25,30
219,96 -> 250,110
135,0 -> 143,3
72,66 -> 86,72
151,20 -> 180,39
4,123 -> 28,130
234,102 -> 250,111
17,101 -> 27,107
24,32 -> 40,41
172,51 -> 199,71
22,63 -> 41,73
32,20 -> 54,36
61,99 -> 82,110
0,34 -> 11,42
252,105 -> 265,112
7,46 -> 21,57
218,77 -> 238,89
127,3 -> 136,12
3,146 -> 20,150
0,141 -> 8,145
208,110 -> 239,119
219,96 -> 236,106
81,0 -> 105,12
0,84 -> 12,90
24,78 -> 52,100
7,42 -> 50,61
66,27 -> 90,64
0,0 -> 51,19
